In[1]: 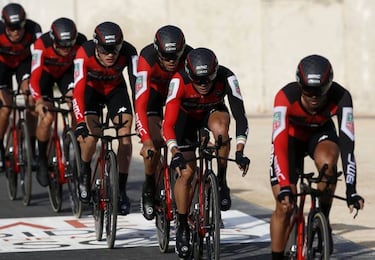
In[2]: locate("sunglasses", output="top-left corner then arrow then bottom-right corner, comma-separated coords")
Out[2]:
158,50 -> 183,61
301,83 -> 331,98
97,44 -> 122,55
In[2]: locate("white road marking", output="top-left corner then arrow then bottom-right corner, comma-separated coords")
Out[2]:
0,210 -> 270,253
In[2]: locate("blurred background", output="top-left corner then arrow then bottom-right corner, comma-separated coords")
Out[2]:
3,0 -> 375,115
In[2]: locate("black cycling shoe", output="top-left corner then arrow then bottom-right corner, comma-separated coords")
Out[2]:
36,159 -> 49,187
78,171 -> 91,203
219,184 -> 231,211
175,223 -> 191,258
141,181 -> 155,220
119,192 -> 131,216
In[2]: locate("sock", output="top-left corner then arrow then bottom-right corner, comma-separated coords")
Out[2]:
218,167 -> 227,187
38,140 -> 48,160
145,174 -> 155,185
271,251 -> 284,260
119,173 -> 128,194
178,213 -> 187,224
81,160 -> 91,175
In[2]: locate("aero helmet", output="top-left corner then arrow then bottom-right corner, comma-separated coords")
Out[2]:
2,3 -> 26,30
93,21 -> 123,54
185,47 -> 219,85
154,25 -> 185,60
50,17 -> 78,47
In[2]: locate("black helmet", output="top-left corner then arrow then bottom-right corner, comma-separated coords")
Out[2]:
50,17 -> 78,47
154,25 -> 185,60
93,22 -> 123,54
296,54 -> 333,96
2,3 -> 26,30
185,48 -> 219,85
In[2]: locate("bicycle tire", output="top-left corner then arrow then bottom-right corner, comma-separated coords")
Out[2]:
64,130 -> 82,218
93,159 -> 104,241
155,160 -> 170,253
202,171 -> 220,259
284,207 -> 298,259
5,127 -> 17,200
306,211 -> 330,260
19,122 -> 32,206
47,140 -> 63,212
104,150 -> 118,249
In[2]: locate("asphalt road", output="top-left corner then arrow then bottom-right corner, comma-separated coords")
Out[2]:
0,158 -> 373,260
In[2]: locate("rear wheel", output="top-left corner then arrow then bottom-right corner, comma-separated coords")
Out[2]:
202,171 -> 220,259
64,130 -> 82,218
93,158 -> 104,241
307,211 -> 330,260
47,140 -> 63,212
104,151 -> 118,248
5,127 -> 17,200
19,122 -> 32,206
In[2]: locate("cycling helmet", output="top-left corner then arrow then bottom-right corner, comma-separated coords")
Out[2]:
2,3 -> 26,30
50,17 -> 78,47
154,25 -> 185,60
93,21 -> 123,54
185,48 -> 219,85
296,54 -> 333,96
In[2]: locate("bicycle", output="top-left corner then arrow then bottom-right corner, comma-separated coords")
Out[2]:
2,89 -> 33,206
43,96 -> 82,217
89,105 -> 136,249
284,164 -> 358,260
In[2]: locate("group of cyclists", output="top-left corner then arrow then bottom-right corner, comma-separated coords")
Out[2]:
0,3 -> 365,259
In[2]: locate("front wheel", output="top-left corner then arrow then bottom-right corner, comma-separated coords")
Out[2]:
306,211 -> 330,260
19,122 -> 32,206
47,139 -> 63,213
5,126 -> 17,200
104,151 -> 118,249
202,171 -> 220,259
64,130 -> 82,218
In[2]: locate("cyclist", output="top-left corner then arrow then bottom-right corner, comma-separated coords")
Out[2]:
29,17 -> 87,187
0,3 -> 41,171
269,54 -> 365,259
162,47 -> 250,258
72,21 -> 138,216
135,25 -> 193,221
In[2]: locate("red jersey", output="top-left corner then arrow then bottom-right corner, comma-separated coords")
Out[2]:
29,32 -> 87,100
72,40 -> 138,123
0,19 -> 41,68
272,82 -> 358,192
135,43 -> 192,142
163,65 -> 248,150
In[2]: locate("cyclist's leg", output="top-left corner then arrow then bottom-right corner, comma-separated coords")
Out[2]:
78,114 -> 100,203
270,136 -> 303,259
207,108 -> 232,211
140,115 -> 163,220
115,112 -> 133,215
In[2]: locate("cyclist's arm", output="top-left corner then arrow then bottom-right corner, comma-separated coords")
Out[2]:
72,51 -> 87,124
272,90 -> 291,188
162,77 -> 183,154
225,73 -> 248,151
29,41 -> 44,102
135,55 -> 153,142
336,90 -> 358,195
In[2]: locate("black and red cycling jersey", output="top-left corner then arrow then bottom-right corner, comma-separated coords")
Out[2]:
163,65 -> 248,150
29,32 -> 87,101
271,82 -> 357,192
0,19 -> 41,68
135,43 -> 193,142
72,40 -> 138,124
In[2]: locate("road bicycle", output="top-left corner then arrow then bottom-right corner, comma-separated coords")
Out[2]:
89,105 -> 136,249
44,96 -> 82,217
153,144 -> 176,253
284,164 -> 358,260
2,90 -> 33,206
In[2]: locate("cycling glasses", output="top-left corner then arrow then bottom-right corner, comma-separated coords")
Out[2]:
158,50 -> 183,61
6,21 -> 26,31
97,43 -> 122,55
301,82 -> 331,97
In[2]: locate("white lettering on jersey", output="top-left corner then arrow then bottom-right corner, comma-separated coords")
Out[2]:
228,75 -> 243,101
165,78 -> 180,104
341,107 -> 355,141
274,155 -> 286,182
346,153 -> 356,185
135,71 -> 147,100
135,112 -> 147,137
272,106 -> 286,141
73,58 -> 84,87
72,98 -> 83,120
